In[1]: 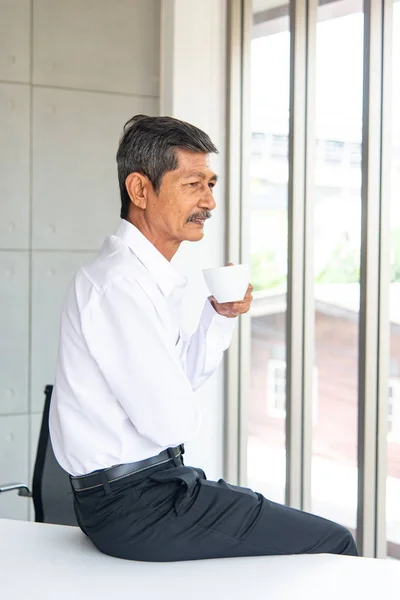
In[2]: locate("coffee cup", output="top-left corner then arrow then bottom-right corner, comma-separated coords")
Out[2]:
203,264 -> 250,304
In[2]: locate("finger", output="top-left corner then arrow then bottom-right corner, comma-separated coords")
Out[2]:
220,293 -> 252,308
235,293 -> 252,305
225,300 -> 246,308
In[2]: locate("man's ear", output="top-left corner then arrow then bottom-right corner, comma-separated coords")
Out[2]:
125,173 -> 149,209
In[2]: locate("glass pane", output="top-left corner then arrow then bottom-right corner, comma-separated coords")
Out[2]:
247,0 -> 290,503
311,1 -> 364,539
387,0 -> 400,560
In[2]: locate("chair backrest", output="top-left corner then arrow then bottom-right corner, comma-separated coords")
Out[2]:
32,385 -> 77,526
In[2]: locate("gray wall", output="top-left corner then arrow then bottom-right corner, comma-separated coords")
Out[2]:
0,0 -> 160,520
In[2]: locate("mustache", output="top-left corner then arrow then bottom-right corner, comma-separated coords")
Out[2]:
186,210 -> 212,223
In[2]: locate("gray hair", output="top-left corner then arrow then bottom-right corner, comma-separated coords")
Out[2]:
116,115 -> 218,219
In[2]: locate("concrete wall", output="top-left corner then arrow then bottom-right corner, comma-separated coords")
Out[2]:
0,0 -> 160,520
0,0 -> 229,520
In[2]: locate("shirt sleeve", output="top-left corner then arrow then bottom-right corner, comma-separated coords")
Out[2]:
80,276 -> 201,448
176,297 -> 237,391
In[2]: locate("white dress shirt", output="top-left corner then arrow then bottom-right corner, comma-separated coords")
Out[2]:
49,219 -> 237,476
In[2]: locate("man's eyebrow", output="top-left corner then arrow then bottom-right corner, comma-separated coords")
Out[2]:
183,171 -> 218,182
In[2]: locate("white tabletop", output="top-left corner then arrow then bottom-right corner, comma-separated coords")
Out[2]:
1,518 -> 399,600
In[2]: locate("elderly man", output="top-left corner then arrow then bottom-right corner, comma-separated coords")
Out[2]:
50,115 -> 357,561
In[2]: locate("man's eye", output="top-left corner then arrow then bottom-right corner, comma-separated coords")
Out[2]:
209,183 -> 215,191
188,181 -> 199,187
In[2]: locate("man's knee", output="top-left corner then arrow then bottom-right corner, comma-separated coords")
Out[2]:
333,523 -> 358,556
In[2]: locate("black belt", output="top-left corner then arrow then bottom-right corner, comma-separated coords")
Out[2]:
70,445 -> 184,492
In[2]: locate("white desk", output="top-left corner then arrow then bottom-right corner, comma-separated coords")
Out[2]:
1,518 -> 399,600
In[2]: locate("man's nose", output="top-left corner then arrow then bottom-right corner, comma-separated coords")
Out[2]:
199,188 -> 216,211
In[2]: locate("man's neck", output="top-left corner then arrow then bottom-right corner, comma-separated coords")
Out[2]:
124,217 -> 179,262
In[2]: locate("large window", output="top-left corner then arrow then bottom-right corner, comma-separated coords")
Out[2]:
247,0 -> 290,504
237,0 -> 400,558
311,1 -> 364,537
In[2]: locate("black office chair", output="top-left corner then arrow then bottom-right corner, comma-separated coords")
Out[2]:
0,385 -> 77,526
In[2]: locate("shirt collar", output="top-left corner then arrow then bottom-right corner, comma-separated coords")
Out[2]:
114,219 -> 187,297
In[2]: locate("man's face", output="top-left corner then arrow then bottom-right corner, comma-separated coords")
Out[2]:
146,149 -> 217,245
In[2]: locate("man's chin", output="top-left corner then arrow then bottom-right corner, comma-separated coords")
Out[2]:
183,229 -> 205,242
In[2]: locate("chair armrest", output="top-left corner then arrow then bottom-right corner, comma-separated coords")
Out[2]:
0,483 -> 32,497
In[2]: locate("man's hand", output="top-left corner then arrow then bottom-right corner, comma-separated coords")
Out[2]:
210,282 -> 254,318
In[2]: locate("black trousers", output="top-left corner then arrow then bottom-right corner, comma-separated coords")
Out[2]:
72,454 -> 358,562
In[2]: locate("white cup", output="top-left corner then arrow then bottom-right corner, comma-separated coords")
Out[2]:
203,264 -> 250,304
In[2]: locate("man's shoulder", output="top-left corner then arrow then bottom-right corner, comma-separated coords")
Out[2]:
76,235 -> 140,296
